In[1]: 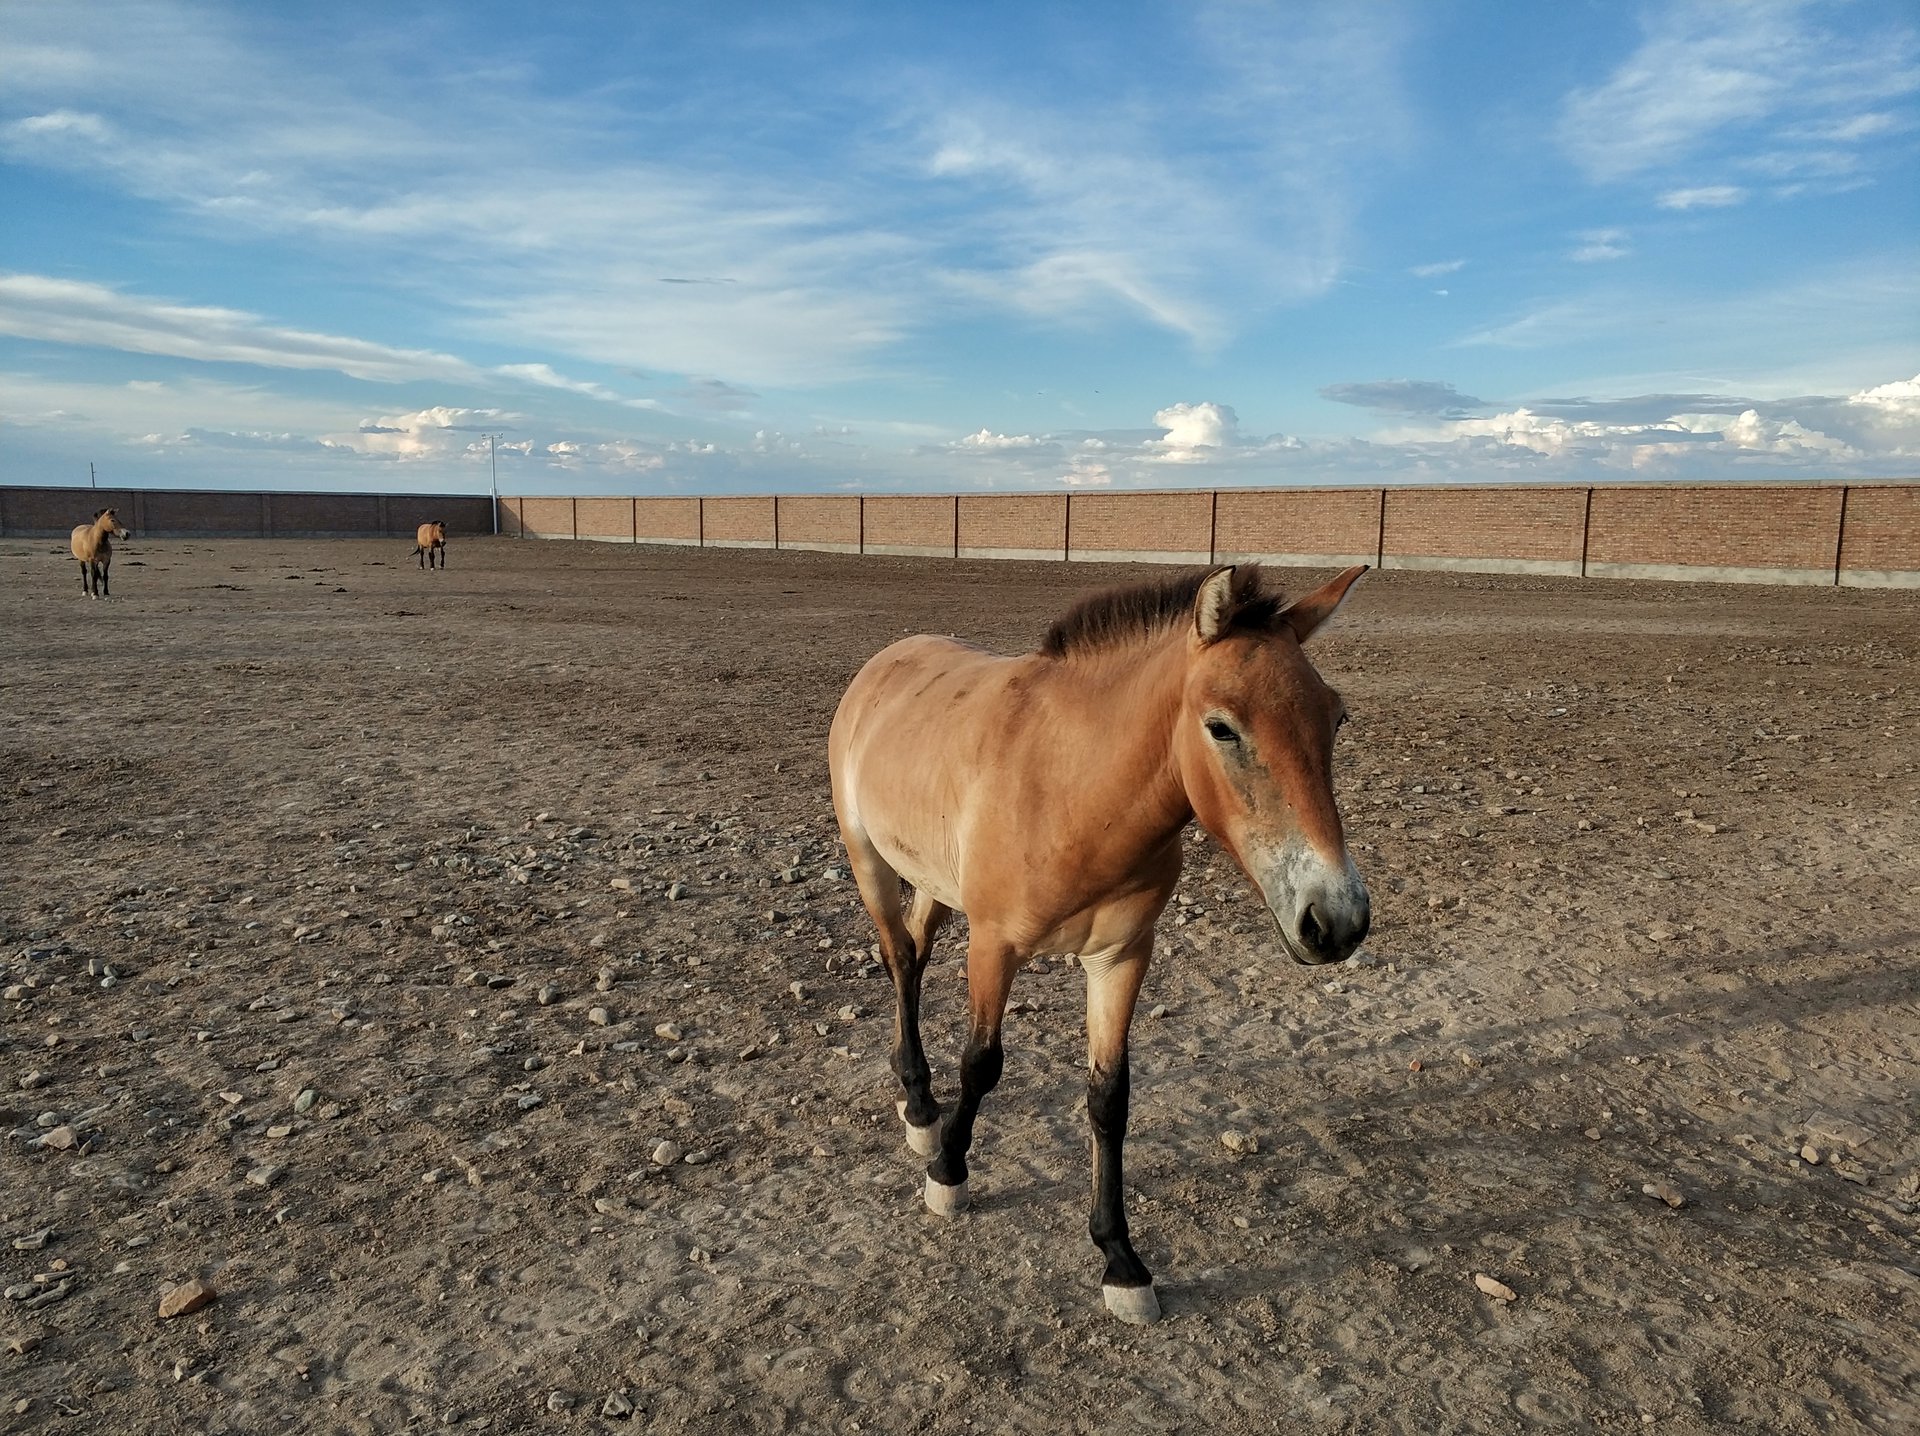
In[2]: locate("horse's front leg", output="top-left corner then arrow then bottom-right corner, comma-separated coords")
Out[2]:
97,558 -> 110,598
925,932 -> 1017,1215
1085,936 -> 1157,1323
79,560 -> 92,598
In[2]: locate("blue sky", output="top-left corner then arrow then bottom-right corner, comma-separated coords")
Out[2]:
2,0 -> 1917,495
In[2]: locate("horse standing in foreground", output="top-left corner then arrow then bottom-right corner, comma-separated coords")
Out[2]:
411,521 -> 447,570
70,508 -> 131,599
829,563 -> 1371,1324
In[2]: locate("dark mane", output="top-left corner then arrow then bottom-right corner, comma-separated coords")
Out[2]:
1039,565 -> 1284,658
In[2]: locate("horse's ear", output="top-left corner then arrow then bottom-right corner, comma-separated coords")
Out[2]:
1193,566 -> 1238,645
1281,565 -> 1369,643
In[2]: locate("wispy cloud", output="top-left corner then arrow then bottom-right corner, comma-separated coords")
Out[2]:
1570,228 -> 1632,262
1657,183 -> 1748,209
1320,380 -> 1488,416
1559,0 -> 1920,185
1410,259 -> 1467,278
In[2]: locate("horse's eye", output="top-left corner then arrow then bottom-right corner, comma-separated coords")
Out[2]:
1205,718 -> 1240,744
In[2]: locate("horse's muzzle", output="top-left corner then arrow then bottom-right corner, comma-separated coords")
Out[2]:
1259,851 -> 1370,965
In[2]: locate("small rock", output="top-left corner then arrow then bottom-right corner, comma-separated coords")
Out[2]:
595,969 -> 617,993
293,1089 -> 317,1115
1641,1180 -> 1686,1209
32,1126 -> 78,1152
12,1228 -> 53,1251
1220,1130 -> 1258,1155
546,1391 -> 573,1414
1800,1143 -> 1824,1166
7,1334 -> 41,1355
666,883 -> 686,901
588,1006 -> 611,1027
18,1071 -> 49,1091
536,984 -> 560,1006
1474,1273 -> 1517,1302
654,1022 -> 683,1041
651,1140 -> 683,1167
602,1390 -> 635,1419
158,1280 -> 217,1319
246,1164 -> 285,1188
609,877 -> 633,891
1148,1004 -> 1168,1019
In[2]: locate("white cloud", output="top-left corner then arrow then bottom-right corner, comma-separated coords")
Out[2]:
1570,229 -> 1631,262
0,273 -> 480,383
1150,401 -> 1241,461
955,428 -> 1040,451
1559,0 -> 1920,184
1848,372 -> 1920,420
1657,184 -> 1748,209
1410,259 -> 1466,278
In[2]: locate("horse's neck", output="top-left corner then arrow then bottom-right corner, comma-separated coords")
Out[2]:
1041,635 -> 1193,843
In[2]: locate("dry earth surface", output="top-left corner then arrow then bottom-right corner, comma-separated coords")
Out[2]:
1,535 -> 1917,1436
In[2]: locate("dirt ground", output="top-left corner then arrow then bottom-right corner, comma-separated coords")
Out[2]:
1,534 -> 1916,1435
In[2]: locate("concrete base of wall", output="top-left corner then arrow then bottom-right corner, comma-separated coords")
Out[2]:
704,538 -> 777,550
636,536 -> 702,547
1068,549 -> 1210,565
780,541 -> 861,554
1838,568 -> 1920,589
1586,561 -> 1831,586
576,533 -> 635,543
1385,555 -> 1584,577
959,547 -> 1064,562
1216,550 -> 1377,571
866,544 -> 953,558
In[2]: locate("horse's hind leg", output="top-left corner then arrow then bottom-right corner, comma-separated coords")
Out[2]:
925,931 -> 1017,1216
78,560 -> 92,598
892,890 -> 951,1152
97,557 -> 110,598
840,826 -> 941,1149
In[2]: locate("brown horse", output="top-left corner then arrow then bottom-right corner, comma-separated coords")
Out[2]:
829,563 -> 1371,1324
411,521 -> 447,570
70,508 -> 131,599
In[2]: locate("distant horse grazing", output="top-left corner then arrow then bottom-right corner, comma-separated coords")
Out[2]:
829,563 -> 1372,1324
411,520 -> 447,570
70,508 -> 131,599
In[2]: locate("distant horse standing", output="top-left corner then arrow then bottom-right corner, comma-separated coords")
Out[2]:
70,508 -> 131,599
411,521 -> 447,570
829,564 -> 1372,1324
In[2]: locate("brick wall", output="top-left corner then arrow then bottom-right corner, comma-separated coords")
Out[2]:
958,494 -> 1067,559
1214,489 -> 1381,567
0,488 -> 140,538
1384,487 -> 1587,576
777,496 -> 861,552
1069,492 -> 1212,563
516,496 -> 576,540
574,497 -> 634,541
863,495 -> 954,555
703,495 -> 776,548
1,486 -> 491,539
635,497 -> 701,545
1839,486 -> 1920,585
1587,484 -> 1842,584
489,481 -> 1920,588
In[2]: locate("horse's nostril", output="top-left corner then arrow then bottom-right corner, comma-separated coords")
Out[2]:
1299,904 -> 1325,951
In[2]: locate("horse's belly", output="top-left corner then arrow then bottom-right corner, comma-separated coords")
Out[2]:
869,826 -> 965,911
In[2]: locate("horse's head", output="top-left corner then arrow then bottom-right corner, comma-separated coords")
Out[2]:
1172,565 -> 1370,965
99,508 -> 130,538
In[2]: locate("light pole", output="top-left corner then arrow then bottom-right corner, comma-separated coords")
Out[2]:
486,433 -> 501,536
